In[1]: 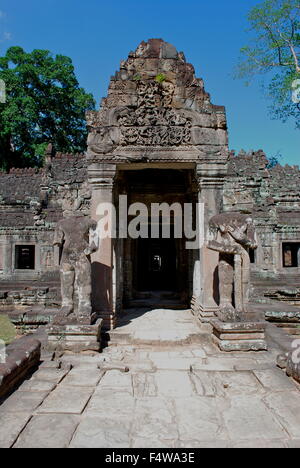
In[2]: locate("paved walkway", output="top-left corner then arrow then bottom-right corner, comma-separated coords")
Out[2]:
107,308 -> 203,345
1,309 -> 300,448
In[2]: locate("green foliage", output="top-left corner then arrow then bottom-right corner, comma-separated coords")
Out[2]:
267,151 -> 283,167
155,73 -> 166,83
133,74 -> 142,81
237,0 -> 300,128
0,47 -> 95,170
0,315 -> 16,345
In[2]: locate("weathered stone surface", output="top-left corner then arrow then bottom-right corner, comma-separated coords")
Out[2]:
0,412 -> 31,448
0,336 -> 41,399
231,439 -> 287,448
96,370 -> 133,395
211,320 -> 266,332
218,395 -> 287,441
214,338 -> 268,352
70,415 -> 132,448
214,371 -> 263,397
132,398 -> 177,441
154,370 -> 195,397
1,317 -> 300,448
264,392 -> 300,438
132,373 -> 157,397
217,332 -> 265,340
62,368 -> 104,387
190,371 -> 217,397
85,391 -> 135,417
47,320 -> 102,353
254,368 -> 297,391
53,215 -> 99,324
265,310 -> 300,323
37,386 -> 93,414
0,391 -> 48,413
13,414 -> 80,448
211,318 -> 267,352
174,397 -> 226,442
30,368 -> 69,384
208,213 -> 257,322
285,349 -> 300,384
18,379 -> 56,393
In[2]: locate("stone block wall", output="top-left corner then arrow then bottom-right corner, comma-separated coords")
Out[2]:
224,150 -> 300,299
0,335 -> 41,400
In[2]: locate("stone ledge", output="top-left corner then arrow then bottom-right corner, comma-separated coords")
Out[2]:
46,319 -> 103,353
211,319 -> 267,352
211,319 -> 266,333
0,336 -> 41,400
265,310 -> 300,323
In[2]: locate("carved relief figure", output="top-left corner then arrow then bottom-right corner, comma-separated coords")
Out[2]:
208,213 -> 258,322
117,97 -> 192,146
54,215 -> 99,324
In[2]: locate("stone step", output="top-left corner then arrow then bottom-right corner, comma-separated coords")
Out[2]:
102,331 -> 203,348
127,302 -> 187,310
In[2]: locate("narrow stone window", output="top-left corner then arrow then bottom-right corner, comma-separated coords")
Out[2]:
15,245 -> 35,270
282,243 -> 300,268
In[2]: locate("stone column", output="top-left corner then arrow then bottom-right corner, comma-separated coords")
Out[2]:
2,236 -> 13,278
88,162 -> 117,330
192,161 -> 227,322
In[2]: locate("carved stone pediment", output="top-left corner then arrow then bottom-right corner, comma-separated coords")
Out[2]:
86,39 -> 229,160
117,105 -> 192,146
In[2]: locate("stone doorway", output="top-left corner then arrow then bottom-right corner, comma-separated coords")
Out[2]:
115,167 -> 195,311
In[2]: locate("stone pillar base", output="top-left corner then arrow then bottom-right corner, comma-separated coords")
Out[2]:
211,319 -> 267,352
191,297 -> 218,323
47,319 -> 103,353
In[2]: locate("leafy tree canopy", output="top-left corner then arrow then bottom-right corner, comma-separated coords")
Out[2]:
0,47 -> 95,170
237,0 -> 300,128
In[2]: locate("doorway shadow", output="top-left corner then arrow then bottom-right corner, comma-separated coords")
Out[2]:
213,265 -> 220,306
91,261 -> 112,312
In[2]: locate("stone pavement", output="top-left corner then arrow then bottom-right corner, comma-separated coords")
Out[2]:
106,308 -> 203,345
1,308 -> 300,448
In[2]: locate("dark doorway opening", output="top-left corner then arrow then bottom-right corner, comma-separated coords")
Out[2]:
136,238 -> 177,292
118,167 -> 194,309
15,245 -> 35,270
283,243 -> 300,268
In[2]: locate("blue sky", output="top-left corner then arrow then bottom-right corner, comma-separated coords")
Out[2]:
0,0 -> 299,165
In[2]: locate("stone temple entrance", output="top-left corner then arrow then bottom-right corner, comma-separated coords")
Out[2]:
87,38 -> 229,329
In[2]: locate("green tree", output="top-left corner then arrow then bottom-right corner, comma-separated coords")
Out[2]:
237,0 -> 300,128
0,47 -> 95,170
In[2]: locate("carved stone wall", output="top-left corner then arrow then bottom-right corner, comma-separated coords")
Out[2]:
224,150 -> 300,296
0,149 -> 90,309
